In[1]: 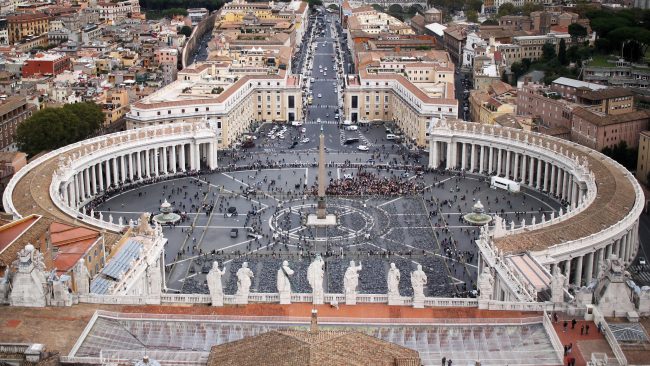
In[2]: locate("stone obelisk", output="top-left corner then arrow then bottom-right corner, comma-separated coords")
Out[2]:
317,126 -> 326,219
307,126 -> 336,227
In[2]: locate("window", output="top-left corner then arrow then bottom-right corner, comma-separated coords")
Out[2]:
351,96 -> 358,108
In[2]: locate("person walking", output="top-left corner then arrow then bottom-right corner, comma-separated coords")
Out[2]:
441,357 -> 446,366
563,320 -> 568,333
580,325 -> 584,335
585,324 -> 590,335
571,319 -> 577,329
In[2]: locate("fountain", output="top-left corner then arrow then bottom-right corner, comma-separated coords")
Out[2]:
153,199 -> 181,225
463,200 -> 493,226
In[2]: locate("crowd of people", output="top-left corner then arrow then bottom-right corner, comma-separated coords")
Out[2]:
310,169 -> 425,196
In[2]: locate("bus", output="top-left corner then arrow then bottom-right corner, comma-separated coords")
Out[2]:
490,176 -> 520,193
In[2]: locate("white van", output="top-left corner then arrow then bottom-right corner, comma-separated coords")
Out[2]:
386,134 -> 397,140
345,125 -> 358,131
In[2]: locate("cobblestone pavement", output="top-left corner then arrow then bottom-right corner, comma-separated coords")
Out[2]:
95,165 -> 561,298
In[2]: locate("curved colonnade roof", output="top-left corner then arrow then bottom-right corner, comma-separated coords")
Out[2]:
477,128 -> 639,254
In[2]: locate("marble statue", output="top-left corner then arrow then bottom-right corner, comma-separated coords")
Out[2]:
207,261 -> 226,306
0,270 -> 10,304
307,255 -> 325,305
411,265 -> 427,298
277,260 -> 294,304
73,259 -> 90,295
344,260 -> 362,305
135,212 -> 156,236
550,265 -> 567,303
9,244 -> 47,307
236,262 -> 254,304
411,264 -> 427,308
387,263 -> 401,304
478,267 -> 494,301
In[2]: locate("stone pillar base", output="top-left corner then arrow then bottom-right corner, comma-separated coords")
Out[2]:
388,294 -> 401,306
313,292 -> 323,305
345,293 -> 356,305
212,295 -> 223,307
412,295 -> 424,309
478,299 -> 489,310
279,292 -> 291,305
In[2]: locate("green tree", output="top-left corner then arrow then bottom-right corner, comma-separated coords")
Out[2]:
327,3 -> 339,10
467,0 -> 483,12
521,2 -> 542,16
16,102 -> 104,156
497,3 -> 515,17
62,102 -> 104,136
179,25 -> 192,38
558,39 -> 567,65
371,4 -> 385,12
466,9 -> 479,23
568,23 -> 588,42
542,42 -> 556,62
482,19 -> 499,25
308,0 -> 322,8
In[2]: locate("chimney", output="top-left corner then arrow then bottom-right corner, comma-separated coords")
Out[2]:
310,309 -> 318,333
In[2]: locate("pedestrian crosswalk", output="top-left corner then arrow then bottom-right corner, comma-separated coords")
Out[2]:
305,120 -> 339,125
307,104 -> 339,109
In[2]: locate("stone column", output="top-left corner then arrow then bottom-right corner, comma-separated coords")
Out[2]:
195,142 -> 202,170
585,252 -> 594,285
606,243 -> 613,259
597,248 -> 605,274
521,154 -> 527,183
555,168 -> 562,198
536,159 -> 543,189
62,182 -> 69,206
170,146 -> 177,173
70,180 -> 77,208
550,164 -> 556,195
513,153 -> 519,180
84,169 -> 91,198
112,157 -> 119,184
445,142 -> 451,169
145,149 -> 151,177
543,161 -> 549,191
190,143 -> 197,171
98,162 -> 104,191
488,146 -> 494,173
79,173 -> 86,201
154,147 -> 160,176
180,144 -> 186,172
470,144 -> 476,172
574,255 -> 583,286
505,150 -> 511,178
120,155 -> 126,182
479,145 -> 485,173
128,153 -> 134,181
105,159 -> 111,188
460,142 -> 467,170
208,143 -> 216,170
162,146 -> 168,174
528,157 -> 535,186
497,148 -> 503,176
564,259 -> 571,283
90,165 -> 97,196
136,150 -> 142,179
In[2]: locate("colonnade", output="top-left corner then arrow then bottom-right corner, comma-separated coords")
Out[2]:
429,131 -> 641,289
62,141 -> 216,209
550,223 -> 639,287
430,140 -> 586,207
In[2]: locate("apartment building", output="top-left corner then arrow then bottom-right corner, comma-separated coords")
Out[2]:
344,50 -> 457,147
7,13 -> 49,43
126,62 -> 302,148
0,96 -> 34,151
